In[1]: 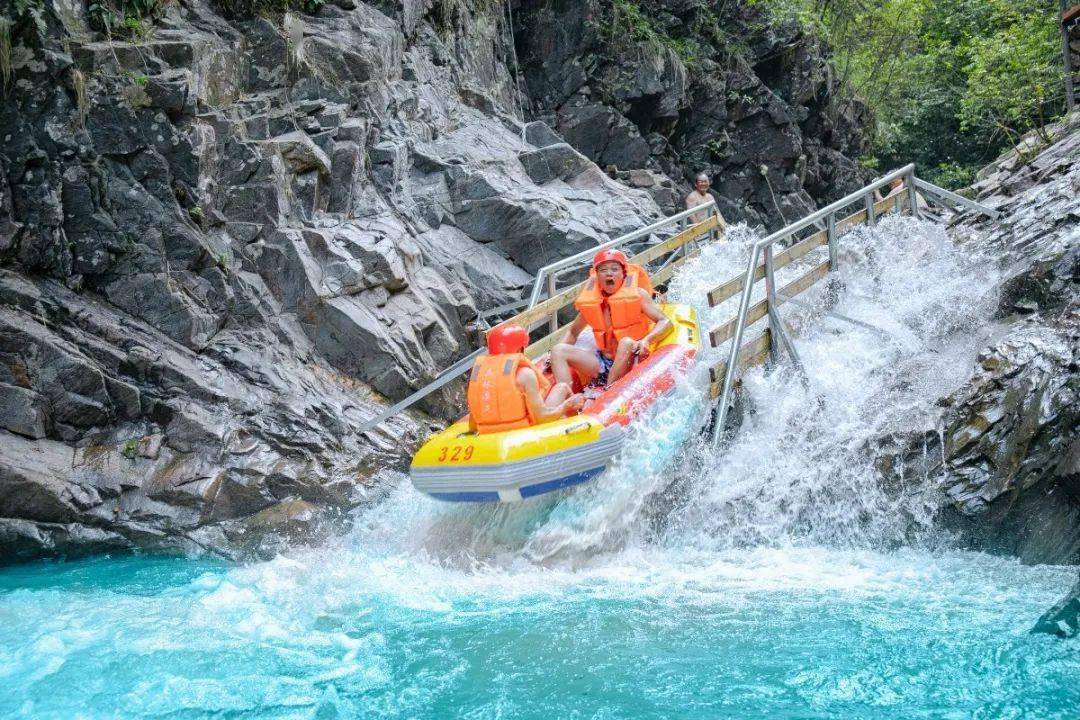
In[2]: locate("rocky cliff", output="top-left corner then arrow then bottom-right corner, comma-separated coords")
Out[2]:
874,115 -> 1079,567
0,0 -> 877,563
511,0 -> 871,225
0,0 -> 669,561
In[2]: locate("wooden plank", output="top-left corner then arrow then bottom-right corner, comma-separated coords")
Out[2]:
631,215 -> 719,266
651,246 -> 703,287
706,191 -> 907,308
708,258 -> 831,348
778,227 -> 828,267
707,227 -> 828,307
780,257 -> 831,300
709,295 -> 769,346
703,191 -> 906,397
837,208 -> 868,233
497,216 -> 722,334
525,324 -> 566,358
707,329 -> 772,397
496,280 -> 585,333
708,265 -> 765,308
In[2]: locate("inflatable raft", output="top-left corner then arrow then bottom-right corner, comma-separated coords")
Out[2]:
410,304 -> 700,502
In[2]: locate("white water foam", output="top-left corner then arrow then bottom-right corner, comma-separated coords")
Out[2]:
352,213 -> 1000,565
5,217 -> 1078,720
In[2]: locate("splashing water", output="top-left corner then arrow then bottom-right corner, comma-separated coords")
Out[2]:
1,216 -> 1077,719
659,215 -> 1003,552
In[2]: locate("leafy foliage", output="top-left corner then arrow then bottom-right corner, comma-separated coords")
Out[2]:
602,1 -> 720,66
211,0 -> 325,21
88,0 -> 163,38
3,0 -> 48,42
754,0 -> 1068,186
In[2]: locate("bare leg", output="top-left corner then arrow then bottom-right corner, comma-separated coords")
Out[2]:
606,337 -> 638,385
545,382 -> 571,408
550,343 -> 601,386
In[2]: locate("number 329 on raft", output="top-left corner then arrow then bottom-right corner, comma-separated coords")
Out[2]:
436,445 -> 475,462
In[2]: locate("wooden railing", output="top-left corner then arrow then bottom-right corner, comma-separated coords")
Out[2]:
487,214 -> 724,358
705,190 -> 910,399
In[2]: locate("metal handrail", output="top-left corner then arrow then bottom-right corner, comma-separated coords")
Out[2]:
912,178 -> 1001,219
525,198 -> 717,307
356,348 -> 484,434
359,200 -> 721,433
709,166 -> 998,446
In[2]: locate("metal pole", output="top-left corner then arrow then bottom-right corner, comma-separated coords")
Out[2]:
546,274 -> 558,334
763,244 -> 780,364
764,242 -> 804,370
526,198 -> 717,307
356,348 -> 485,433
777,292 -> 900,344
711,244 -> 761,447
865,193 -> 876,226
1063,0 -> 1076,112
912,177 -> 1000,219
906,169 -> 920,220
826,212 -> 837,270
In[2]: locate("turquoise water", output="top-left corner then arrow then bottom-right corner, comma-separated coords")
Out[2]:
2,216 -> 1077,718
1,535 -> 1077,719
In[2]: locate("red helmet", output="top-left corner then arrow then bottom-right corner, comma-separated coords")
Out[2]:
487,324 -> 529,354
592,248 -> 628,271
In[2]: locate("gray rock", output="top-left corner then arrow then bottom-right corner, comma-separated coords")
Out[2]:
0,385 -> 48,439
524,120 -> 563,148
245,18 -> 290,92
518,143 -> 591,184
910,118 -> 1080,565
266,131 -> 333,176
1032,573 -> 1080,638
413,224 -> 532,310
513,0 -> 873,228
0,433 -> 80,524
0,0 -> 669,564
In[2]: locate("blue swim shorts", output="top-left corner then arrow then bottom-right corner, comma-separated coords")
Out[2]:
593,350 -> 615,385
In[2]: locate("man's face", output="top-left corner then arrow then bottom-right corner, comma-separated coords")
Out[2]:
596,261 -> 625,294
695,177 -> 710,193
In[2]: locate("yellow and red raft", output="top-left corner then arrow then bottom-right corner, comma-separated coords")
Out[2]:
410,305 -> 699,502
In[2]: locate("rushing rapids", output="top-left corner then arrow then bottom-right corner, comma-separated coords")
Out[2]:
1,216 -> 1077,718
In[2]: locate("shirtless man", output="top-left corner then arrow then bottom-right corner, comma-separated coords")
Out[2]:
685,172 -> 715,224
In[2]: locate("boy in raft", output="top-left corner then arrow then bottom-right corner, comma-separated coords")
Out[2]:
550,249 -> 671,388
467,324 -> 585,434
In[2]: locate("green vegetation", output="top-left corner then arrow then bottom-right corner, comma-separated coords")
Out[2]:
88,0 -> 163,38
121,438 -> 139,460
121,71 -> 151,107
72,68 -> 89,126
2,0 -> 47,48
755,0 -> 1068,186
0,16 -> 12,91
211,0 -> 325,21
604,1 -> 712,65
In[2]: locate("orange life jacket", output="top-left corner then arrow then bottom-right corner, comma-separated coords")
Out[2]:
466,353 -> 553,434
573,264 -> 654,358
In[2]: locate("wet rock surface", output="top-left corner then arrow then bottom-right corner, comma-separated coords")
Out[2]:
0,0 -> 663,562
879,117 -> 1080,566
1032,571 -> 1080,638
